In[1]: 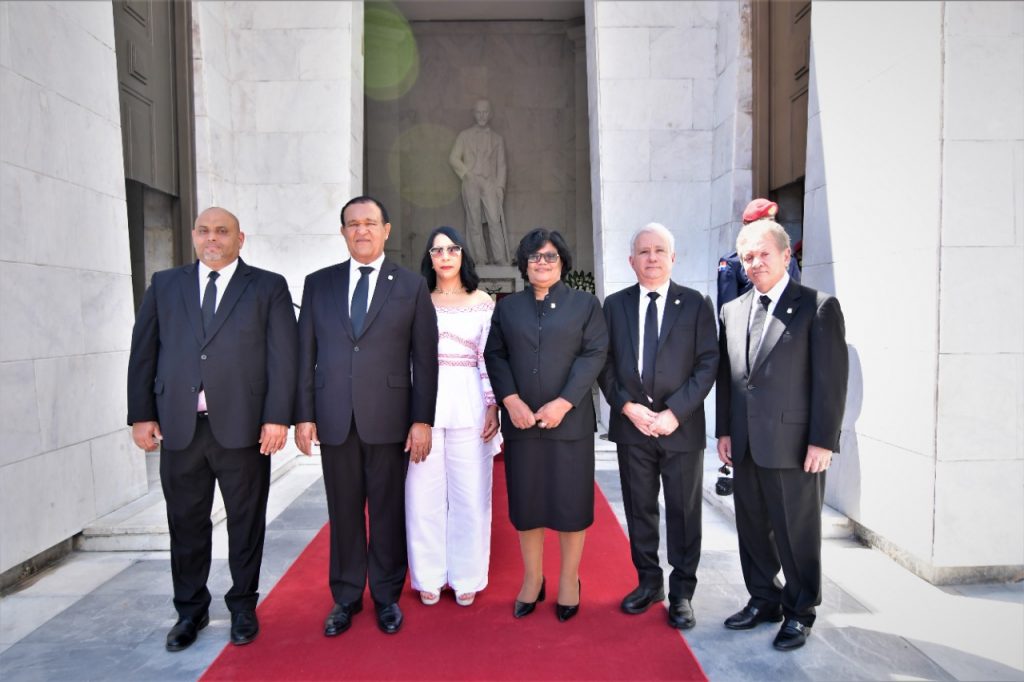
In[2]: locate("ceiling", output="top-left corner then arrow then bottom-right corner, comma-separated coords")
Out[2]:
392,1 -> 585,22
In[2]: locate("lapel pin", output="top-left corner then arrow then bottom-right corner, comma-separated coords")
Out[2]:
550,302 -> 556,309
786,307 -> 792,314
388,274 -> 394,281
674,299 -> 680,305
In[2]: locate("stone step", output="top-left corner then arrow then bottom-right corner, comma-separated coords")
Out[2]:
76,450 -> 308,552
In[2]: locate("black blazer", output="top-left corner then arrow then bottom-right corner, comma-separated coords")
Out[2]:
484,281 -> 608,442
126,258 -> 298,451
715,279 -> 848,468
599,281 -> 718,452
295,258 -> 438,446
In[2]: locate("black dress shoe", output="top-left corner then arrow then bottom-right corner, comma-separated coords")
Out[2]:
376,602 -> 403,634
773,619 -> 811,651
230,610 -> 259,645
621,585 -> 666,615
667,598 -> 696,629
166,612 -> 209,652
724,603 -> 784,630
513,578 -> 546,619
555,580 -> 581,622
324,601 -> 363,637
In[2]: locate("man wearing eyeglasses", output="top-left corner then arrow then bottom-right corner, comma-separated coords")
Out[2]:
598,223 -> 718,630
294,196 -> 439,637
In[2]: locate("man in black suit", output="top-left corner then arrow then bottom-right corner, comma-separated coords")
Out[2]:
599,223 -> 718,629
295,196 -> 438,636
716,219 -> 848,651
127,207 -> 298,651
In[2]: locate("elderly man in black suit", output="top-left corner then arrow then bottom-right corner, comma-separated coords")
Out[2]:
599,222 -> 718,630
295,196 -> 438,637
127,206 -> 298,651
716,219 -> 848,651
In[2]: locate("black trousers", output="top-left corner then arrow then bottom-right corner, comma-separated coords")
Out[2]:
616,440 -> 703,601
733,450 -> 825,626
321,418 -> 409,607
160,416 -> 270,619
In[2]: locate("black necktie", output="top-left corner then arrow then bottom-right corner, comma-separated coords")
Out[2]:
202,271 -> 219,335
350,266 -> 373,337
747,294 -> 771,372
641,291 -> 659,402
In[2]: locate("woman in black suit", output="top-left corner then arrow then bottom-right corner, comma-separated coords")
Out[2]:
484,228 -> 608,622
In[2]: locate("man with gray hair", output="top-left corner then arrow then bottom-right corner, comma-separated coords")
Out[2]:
599,223 -> 718,629
716,219 -> 848,651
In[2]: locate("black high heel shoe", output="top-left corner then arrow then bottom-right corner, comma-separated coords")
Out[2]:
513,578 -> 546,619
556,579 -> 581,622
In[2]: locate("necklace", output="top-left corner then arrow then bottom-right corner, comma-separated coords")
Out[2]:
434,287 -> 465,296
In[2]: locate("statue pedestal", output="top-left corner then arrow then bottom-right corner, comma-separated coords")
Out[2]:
477,265 -> 522,295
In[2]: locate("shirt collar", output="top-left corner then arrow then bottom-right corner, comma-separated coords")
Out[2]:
757,272 -> 790,304
639,280 -> 671,299
198,258 -> 239,282
351,252 -> 386,273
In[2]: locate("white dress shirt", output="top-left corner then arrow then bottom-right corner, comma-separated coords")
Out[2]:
637,280 -> 671,378
747,272 -> 790,351
347,252 -> 387,314
197,258 -> 239,412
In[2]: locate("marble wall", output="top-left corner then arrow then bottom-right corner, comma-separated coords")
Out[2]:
0,1 -> 144,573
192,0 -> 364,300
585,0 -> 719,298
807,1 -> 1023,578
366,19 -> 588,272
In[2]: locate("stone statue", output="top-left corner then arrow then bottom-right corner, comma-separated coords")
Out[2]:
449,99 -> 511,265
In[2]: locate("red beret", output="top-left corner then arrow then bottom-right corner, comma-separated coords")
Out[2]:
742,198 -> 779,223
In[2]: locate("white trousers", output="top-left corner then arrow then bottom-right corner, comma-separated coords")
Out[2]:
405,426 -> 493,593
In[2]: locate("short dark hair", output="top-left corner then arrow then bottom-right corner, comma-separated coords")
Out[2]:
515,228 -> 573,280
419,226 -> 481,292
340,196 -> 389,226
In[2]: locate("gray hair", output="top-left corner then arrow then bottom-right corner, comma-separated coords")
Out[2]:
630,222 -> 676,254
736,219 -> 790,255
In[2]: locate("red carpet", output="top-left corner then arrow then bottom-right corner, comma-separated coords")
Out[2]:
202,460 -> 706,681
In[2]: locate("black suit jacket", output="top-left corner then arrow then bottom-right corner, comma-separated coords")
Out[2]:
484,281 -> 608,442
126,258 -> 299,451
599,281 -> 719,452
715,279 -> 848,468
295,258 -> 438,445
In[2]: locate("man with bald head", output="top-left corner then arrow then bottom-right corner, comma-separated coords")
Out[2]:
127,207 -> 298,651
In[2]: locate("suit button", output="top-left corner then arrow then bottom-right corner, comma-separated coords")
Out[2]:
531,368 -> 538,374
201,354 -> 207,360
190,387 -> 197,393
354,346 -> 359,352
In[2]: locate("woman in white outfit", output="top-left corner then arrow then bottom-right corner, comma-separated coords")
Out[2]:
406,226 -> 502,607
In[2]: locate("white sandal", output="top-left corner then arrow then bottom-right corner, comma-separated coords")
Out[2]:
420,590 -> 441,606
455,592 -> 476,607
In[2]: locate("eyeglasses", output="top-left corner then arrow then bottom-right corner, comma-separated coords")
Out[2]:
527,252 -> 560,264
428,245 -> 462,258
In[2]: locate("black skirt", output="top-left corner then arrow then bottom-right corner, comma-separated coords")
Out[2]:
505,437 -> 595,532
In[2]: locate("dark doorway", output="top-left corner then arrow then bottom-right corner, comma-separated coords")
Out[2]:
113,0 -> 196,308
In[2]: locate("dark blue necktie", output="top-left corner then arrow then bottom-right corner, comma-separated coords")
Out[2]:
641,291 -> 659,402
202,271 -> 219,335
747,294 -> 771,372
350,266 -> 373,337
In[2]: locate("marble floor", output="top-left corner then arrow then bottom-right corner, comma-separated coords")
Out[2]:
1,455 -> 1021,681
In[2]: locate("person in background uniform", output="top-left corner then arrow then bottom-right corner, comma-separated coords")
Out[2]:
599,223 -> 718,630
127,207 -> 298,651
717,198 -> 801,312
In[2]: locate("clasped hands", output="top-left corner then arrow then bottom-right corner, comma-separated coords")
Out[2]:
623,402 -> 679,438
503,394 -> 571,431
